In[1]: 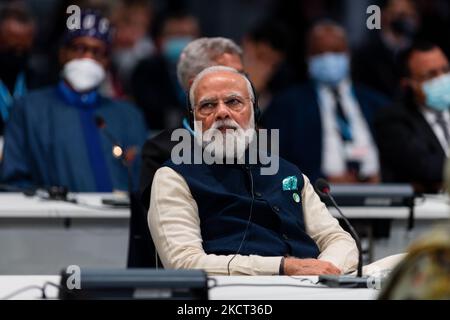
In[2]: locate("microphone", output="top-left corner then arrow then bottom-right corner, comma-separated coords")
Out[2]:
95,116 -> 124,160
315,178 -> 368,287
95,115 -> 133,206
95,115 -> 138,165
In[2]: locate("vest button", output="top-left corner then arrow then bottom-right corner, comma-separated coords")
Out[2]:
282,234 -> 289,240
273,206 -> 280,212
255,192 -> 262,198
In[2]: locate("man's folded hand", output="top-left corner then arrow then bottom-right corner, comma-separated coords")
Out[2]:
284,258 -> 341,276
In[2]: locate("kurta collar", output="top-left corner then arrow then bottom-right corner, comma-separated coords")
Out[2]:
57,81 -> 99,108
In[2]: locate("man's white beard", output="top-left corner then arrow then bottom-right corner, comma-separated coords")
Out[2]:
194,112 -> 256,161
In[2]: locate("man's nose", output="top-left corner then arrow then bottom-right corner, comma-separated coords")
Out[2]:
81,51 -> 97,60
214,101 -> 231,121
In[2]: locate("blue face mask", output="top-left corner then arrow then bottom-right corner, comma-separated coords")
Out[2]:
308,53 -> 350,86
422,73 -> 450,112
162,36 -> 193,64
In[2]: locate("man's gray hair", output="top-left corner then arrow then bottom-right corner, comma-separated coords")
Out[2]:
189,66 -> 254,109
177,37 -> 243,91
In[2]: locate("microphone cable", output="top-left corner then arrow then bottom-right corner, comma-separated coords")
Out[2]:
227,166 -> 255,276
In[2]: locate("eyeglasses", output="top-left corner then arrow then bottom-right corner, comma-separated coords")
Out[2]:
195,95 -> 252,116
67,43 -> 108,60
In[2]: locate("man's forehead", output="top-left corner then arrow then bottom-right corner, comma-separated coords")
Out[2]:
409,48 -> 448,74
310,27 -> 347,52
195,72 -> 247,96
70,36 -> 106,48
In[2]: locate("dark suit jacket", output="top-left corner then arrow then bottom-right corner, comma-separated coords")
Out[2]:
261,81 -> 389,182
374,99 -> 446,193
128,127 -> 180,268
139,128 -> 180,209
0,66 -> 53,134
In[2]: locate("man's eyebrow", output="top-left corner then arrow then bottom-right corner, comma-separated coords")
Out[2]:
197,92 -> 247,104
197,96 -> 218,104
224,92 -> 246,99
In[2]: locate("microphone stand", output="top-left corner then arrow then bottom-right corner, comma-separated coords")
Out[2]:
122,156 -> 133,207
95,116 -> 133,207
315,180 -> 369,288
326,192 -> 363,278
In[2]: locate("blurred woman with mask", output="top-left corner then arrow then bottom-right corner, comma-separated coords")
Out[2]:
0,10 -> 147,193
107,0 -> 155,98
130,10 -> 200,130
353,0 -> 420,99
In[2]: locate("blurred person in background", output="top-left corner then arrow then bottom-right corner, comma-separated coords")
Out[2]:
130,10 -> 200,130
415,0 -> 450,56
353,0 -> 420,99
263,20 -> 389,184
242,20 -> 296,113
375,42 -> 450,194
0,9 -> 147,192
106,0 -> 155,98
0,2 -> 36,138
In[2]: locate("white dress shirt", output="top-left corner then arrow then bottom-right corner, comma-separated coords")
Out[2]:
421,108 -> 450,157
317,79 -> 379,177
148,166 -> 358,276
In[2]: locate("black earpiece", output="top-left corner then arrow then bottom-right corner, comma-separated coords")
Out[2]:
185,91 -> 195,127
249,80 -> 261,125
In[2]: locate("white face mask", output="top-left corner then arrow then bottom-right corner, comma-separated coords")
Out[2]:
62,58 -> 106,92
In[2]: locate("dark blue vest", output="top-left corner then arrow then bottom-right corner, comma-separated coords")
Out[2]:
165,158 -> 320,259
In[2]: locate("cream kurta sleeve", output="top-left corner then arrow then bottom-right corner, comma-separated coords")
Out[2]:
148,166 -> 358,275
148,166 -> 282,276
301,175 -> 358,273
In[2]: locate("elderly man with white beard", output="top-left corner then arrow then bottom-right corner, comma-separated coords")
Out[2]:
190,66 -> 258,167
148,66 -> 358,276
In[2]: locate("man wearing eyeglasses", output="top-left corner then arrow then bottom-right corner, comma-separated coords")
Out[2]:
0,9 -> 147,192
375,42 -> 450,193
148,66 -> 358,276
128,37 -> 245,269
